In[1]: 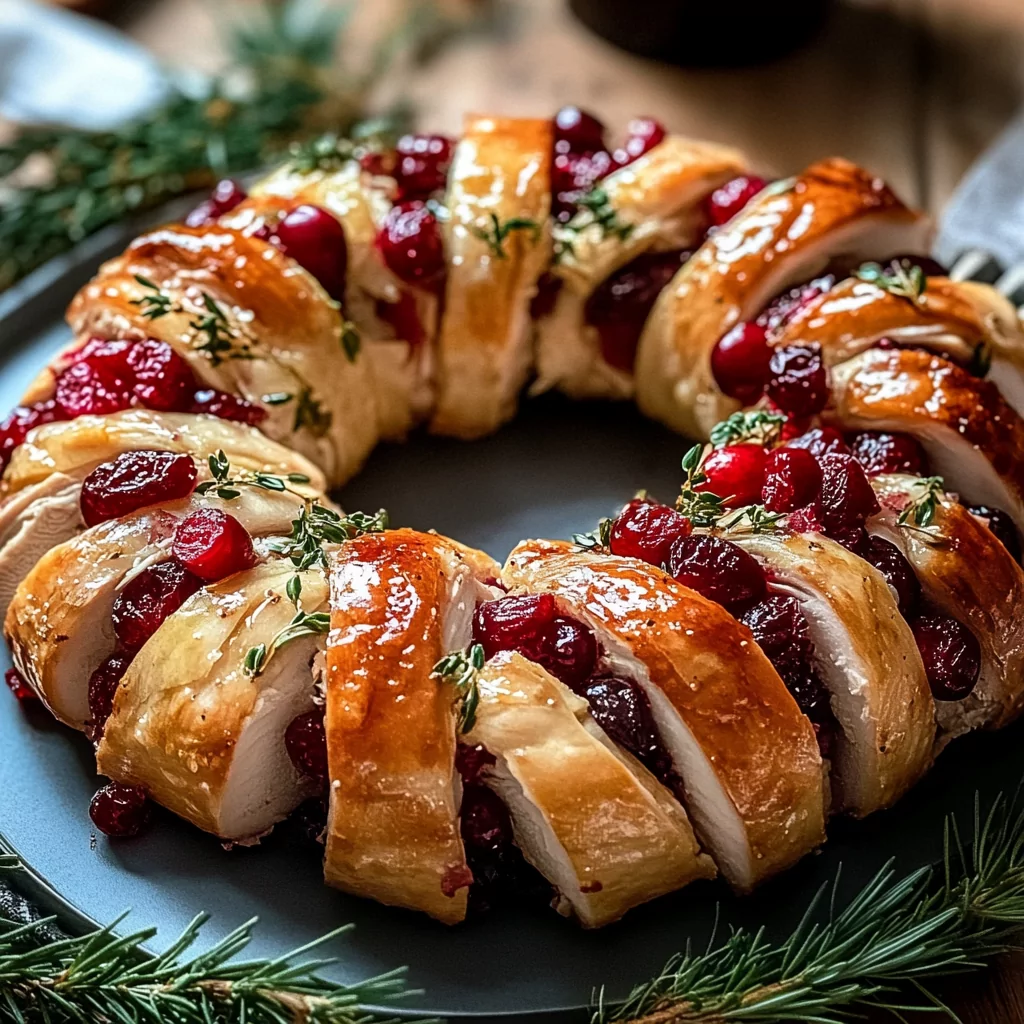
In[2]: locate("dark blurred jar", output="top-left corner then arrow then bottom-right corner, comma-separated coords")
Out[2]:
569,0 -> 833,66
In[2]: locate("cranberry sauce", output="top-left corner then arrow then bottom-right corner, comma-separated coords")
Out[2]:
583,250 -> 690,372
285,707 -> 329,787
911,612 -> 981,702
5,668 -> 36,702
456,743 -> 550,917
0,337 -> 263,472
473,594 -> 681,791
736,593 -> 835,757
80,450 -> 198,527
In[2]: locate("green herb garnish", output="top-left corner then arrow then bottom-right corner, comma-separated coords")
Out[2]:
856,258 -> 928,304
675,444 -> 727,527
470,213 -> 541,258
709,410 -> 786,449
898,475 -> 945,530
432,643 -> 485,733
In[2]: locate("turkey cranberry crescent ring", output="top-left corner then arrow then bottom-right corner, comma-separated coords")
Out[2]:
3,104 -> 1024,928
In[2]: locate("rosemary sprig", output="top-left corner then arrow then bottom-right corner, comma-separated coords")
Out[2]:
244,575 -> 330,678
708,411 -> 786,449
432,643 -> 485,732
855,258 -> 928,304
573,517 -> 613,552
470,213 -> 541,258
600,792 -> 1024,1024
898,475 -> 945,530
0,857 -> 408,1022
676,445 -> 727,528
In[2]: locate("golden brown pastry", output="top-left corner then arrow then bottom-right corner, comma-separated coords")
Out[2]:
633,158 -> 930,438
430,115 -> 553,438
466,649 -> 715,927
97,562 -> 329,840
868,473 -> 1024,741
0,410 -> 322,619
64,223 -> 378,484
722,529 -> 934,815
533,136 -> 747,400
5,483 -> 320,729
324,528 -> 501,923
827,348 -> 1024,537
501,538 -> 826,891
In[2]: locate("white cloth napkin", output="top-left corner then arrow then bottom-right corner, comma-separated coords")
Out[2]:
0,0 -> 167,129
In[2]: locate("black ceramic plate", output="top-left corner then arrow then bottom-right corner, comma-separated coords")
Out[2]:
1,228 -> 1022,1022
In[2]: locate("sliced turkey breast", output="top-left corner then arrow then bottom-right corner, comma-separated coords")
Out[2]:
827,348 -> 1024,538
230,161 -> 436,440
533,135 -> 747,400
774,276 -> 1024,415
465,650 -> 714,927
633,158 -> 930,439
5,484 -> 316,729
324,528 -> 502,923
723,530 -> 934,815
65,223 -> 378,485
430,116 -> 553,439
501,539 -> 826,891
868,473 -> 1024,740
96,562 -> 328,840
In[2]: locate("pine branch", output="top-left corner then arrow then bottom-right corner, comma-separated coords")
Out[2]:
0,857 -> 414,1023
598,792 -> 1024,1024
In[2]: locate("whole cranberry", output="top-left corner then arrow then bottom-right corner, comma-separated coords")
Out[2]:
86,652 -> 134,742
553,106 -> 607,152
585,250 -> 688,372
818,454 -> 880,543
285,708 -> 329,787
54,351 -> 134,418
89,782 -> 153,837
272,204 -> 348,302
785,427 -> 850,461
377,201 -> 446,286
699,445 -> 768,507
583,676 -> 673,783
766,343 -> 829,417
191,389 -> 267,426
911,614 -> 981,701
667,533 -> 767,609
608,498 -> 692,567
172,508 -> 257,582
0,401 -> 62,472
394,134 -> 454,200
79,450 -> 198,527
848,431 -> 927,477
705,175 -> 768,228
185,179 -> 247,228
762,447 -> 822,513
110,559 -> 202,649
5,668 -> 36,702
710,322 -> 772,403
857,535 -> 920,616
126,339 -> 194,411
613,117 -> 667,166
967,504 -> 1021,564
473,594 -> 598,688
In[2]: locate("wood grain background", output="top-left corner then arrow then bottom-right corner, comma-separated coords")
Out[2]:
32,0 -> 1024,1017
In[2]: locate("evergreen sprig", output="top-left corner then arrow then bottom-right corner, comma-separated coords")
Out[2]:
0,856 -> 410,1022
599,792 -> 1024,1024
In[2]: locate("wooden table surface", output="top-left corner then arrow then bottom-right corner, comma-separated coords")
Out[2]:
49,0 -> 1024,1018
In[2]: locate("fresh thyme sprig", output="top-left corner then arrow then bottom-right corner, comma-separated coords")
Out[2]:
573,517 -> 613,552
271,505 -> 390,572
554,187 -> 634,262
196,449 -> 312,501
709,411 -> 786,449
898,475 -> 945,530
717,504 -> 786,534
293,385 -> 334,436
244,574 -> 330,678
855,258 -> 928,304
432,643 -> 485,732
599,792 -> 1024,1024
0,856 -> 409,1022
470,213 -> 541,258
676,445 -> 727,528
130,274 -> 174,319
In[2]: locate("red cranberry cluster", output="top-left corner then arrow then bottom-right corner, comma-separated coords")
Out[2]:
0,338 -> 262,473
551,107 -> 665,223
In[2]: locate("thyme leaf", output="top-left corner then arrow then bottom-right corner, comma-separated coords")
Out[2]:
432,643 -> 485,733
269,504 -> 389,572
898,475 -> 945,530
195,449 -> 312,501
855,258 -> 928,304
675,444 -> 726,528
709,410 -> 786,448
470,213 -> 541,258
292,386 -> 333,436
554,186 -> 633,262
573,517 -> 613,552
718,504 -> 786,533
130,275 -> 175,320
